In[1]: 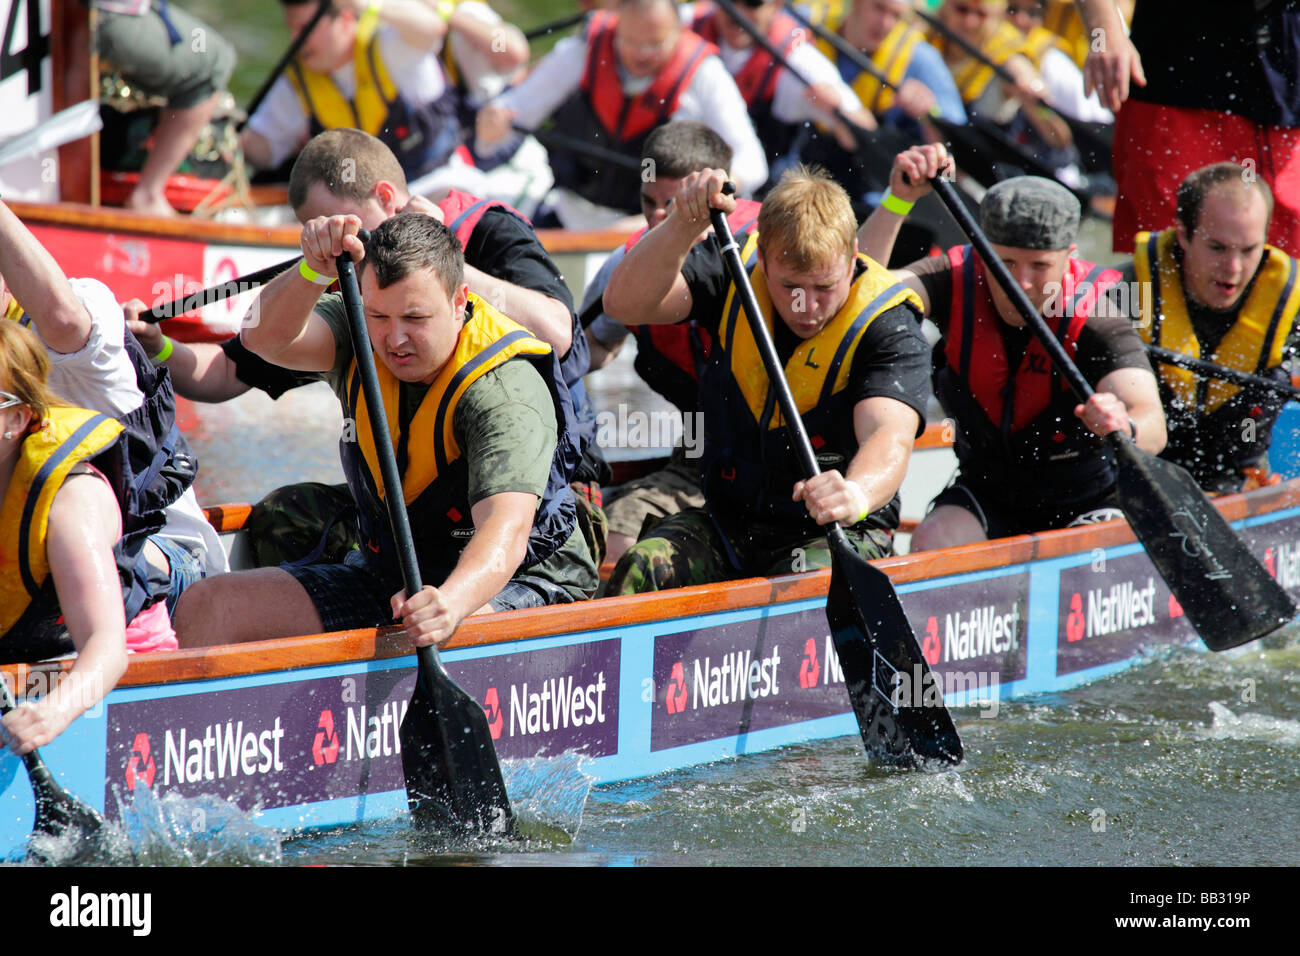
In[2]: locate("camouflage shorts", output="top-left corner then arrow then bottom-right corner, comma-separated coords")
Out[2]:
605,507 -> 894,595
603,448 -> 705,538
570,481 -> 609,566
243,481 -> 359,568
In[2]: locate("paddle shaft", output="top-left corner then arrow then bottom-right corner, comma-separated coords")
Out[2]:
1147,345 -> 1300,402
0,675 -> 61,790
238,0 -> 331,130
707,187 -> 848,547
334,239 -> 421,595
523,10 -> 587,41
147,256 -> 301,322
709,0 -> 891,171
513,125 -> 643,172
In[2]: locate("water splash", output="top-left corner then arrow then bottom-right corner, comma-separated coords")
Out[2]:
1199,702 -> 1300,747
501,751 -> 594,843
110,786 -> 283,865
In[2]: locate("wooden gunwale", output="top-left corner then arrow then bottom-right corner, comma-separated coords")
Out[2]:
7,481 -> 1296,698
6,200 -> 635,256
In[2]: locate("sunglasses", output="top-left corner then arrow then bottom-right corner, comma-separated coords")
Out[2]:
0,390 -> 24,412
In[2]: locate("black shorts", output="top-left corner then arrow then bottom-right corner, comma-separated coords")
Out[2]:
929,478 -> 1122,540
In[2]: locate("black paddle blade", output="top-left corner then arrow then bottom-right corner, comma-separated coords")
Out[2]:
1111,436 -> 1297,651
399,653 -> 515,836
27,756 -> 107,865
825,538 -> 964,767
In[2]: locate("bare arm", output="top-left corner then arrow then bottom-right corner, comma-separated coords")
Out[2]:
124,302 -> 251,402
390,490 -> 539,647
446,3 -> 529,72
603,169 -> 732,327
792,395 -> 920,526
585,325 -> 625,371
1079,367 -> 1167,454
0,200 -> 90,353
1074,0 -> 1145,112
238,128 -> 276,170
1,475 -> 128,755
343,0 -> 448,49
241,216 -> 358,371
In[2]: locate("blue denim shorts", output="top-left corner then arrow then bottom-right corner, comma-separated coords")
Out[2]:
151,534 -> 206,615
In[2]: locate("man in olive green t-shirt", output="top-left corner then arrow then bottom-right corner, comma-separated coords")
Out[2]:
175,213 -> 596,649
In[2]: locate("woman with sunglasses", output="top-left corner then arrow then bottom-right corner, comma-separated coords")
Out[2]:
0,322 -> 136,756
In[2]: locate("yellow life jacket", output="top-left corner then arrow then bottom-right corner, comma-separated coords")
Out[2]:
286,6 -> 399,137
1042,0 -> 1092,68
0,407 -> 124,637
348,293 -> 554,506
1134,228 -> 1300,414
438,0 -> 467,90
815,15 -> 925,115
1020,24 -> 1074,70
932,20 -> 1028,104
717,232 -> 922,430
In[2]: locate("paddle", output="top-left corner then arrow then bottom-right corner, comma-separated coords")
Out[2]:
782,4 -> 1101,218
0,675 -> 107,863
238,0 -> 331,130
708,183 -> 962,766
512,124 -> 644,173
147,256 -> 301,323
333,231 -> 514,834
929,177 -> 1297,651
909,5 -> 1114,171
1146,345 -> 1300,403
523,10 -> 587,41
709,0 -> 896,177
0,100 -> 102,166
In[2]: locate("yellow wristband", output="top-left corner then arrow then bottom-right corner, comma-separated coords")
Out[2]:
436,0 -> 454,21
880,189 -> 914,216
151,335 -> 174,365
298,259 -> 334,286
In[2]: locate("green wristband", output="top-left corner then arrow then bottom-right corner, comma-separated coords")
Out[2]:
298,259 -> 334,286
151,335 -> 174,365
880,189 -> 915,216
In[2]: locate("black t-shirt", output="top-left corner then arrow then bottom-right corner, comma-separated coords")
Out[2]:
679,238 -> 933,434
227,206 -> 580,395
1128,0 -> 1300,127
908,254 -> 1151,385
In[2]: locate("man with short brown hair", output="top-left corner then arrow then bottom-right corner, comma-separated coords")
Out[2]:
601,164 -> 931,592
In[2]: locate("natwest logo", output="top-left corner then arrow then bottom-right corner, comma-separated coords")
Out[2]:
942,602 -> 1021,662
798,639 -> 821,688
690,647 -> 781,709
666,662 -> 688,714
1066,593 -> 1085,642
163,718 -> 286,785
508,672 -> 609,737
125,732 -> 156,790
312,710 -> 339,766
483,688 -> 504,740
1076,577 -> 1158,639
922,617 -> 941,665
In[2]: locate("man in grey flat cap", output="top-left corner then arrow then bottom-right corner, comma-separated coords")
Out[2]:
858,144 -> 1167,550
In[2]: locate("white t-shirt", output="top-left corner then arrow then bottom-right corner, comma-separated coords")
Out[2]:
444,1 -> 515,107
496,34 -> 769,204
1039,47 -> 1112,124
41,279 -> 229,576
247,24 -> 450,170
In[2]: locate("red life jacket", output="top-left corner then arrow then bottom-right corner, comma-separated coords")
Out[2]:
935,245 -> 1123,504
690,4 -> 802,110
549,12 -> 717,212
436,189 -> 528,247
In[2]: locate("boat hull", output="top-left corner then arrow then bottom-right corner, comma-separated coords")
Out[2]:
3,483 -> 1298,857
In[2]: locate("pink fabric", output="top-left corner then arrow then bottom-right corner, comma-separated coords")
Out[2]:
125,600 -> 178,654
